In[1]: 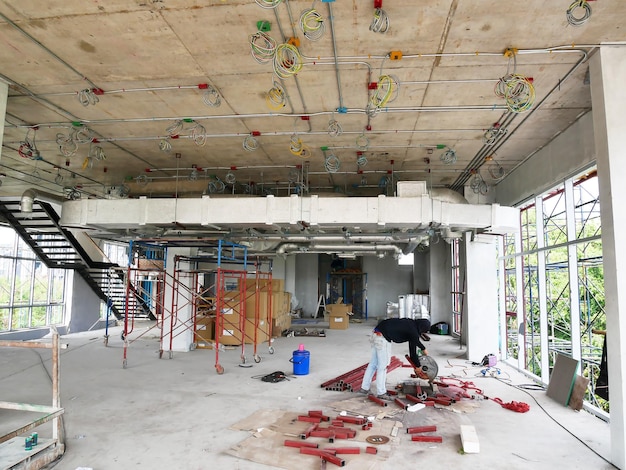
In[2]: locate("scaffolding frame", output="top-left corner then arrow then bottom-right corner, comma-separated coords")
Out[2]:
0,330 -> 66,469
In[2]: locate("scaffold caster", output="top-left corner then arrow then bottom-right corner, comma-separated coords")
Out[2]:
241,355 -> 247,364
216,364 -> 224,375
254,354 -> 261,363
190,343 -> 197,351
123,359 -> 127,369
269,346 -> 275,355
121,332 -> 125,341
104,335 -> 109,347
169,351 -> 173,359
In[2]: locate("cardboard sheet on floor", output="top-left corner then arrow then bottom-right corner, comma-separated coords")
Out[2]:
228,409 -> 395,469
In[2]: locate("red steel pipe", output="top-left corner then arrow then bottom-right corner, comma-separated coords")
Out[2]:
300,448 -> 346,467
323,447 -> 361,454
393,398 -> 408,410
406,425 -> 437,434
367,394 -> 388,407
320,363 -> 369,388
284,440 -> 319,448
411,435 -> 443,443
366,446 -> 378,454
298,415 -> 322,423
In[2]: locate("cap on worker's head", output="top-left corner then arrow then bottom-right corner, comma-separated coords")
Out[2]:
415,318 -> 431,333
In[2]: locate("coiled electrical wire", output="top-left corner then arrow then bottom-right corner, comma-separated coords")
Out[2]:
249,31 -> 277,64
78,88 -> 99,107
54,172 -> 64,185
488,161 -> 505,180
135,174 -> 150,186
255,0 -> 282,9
73,126 -> 93,144
324,153 -> 340,173
118,185 -> 131,199
328,118 -> 342,137
207,179 -> 226,194
82,156 -> 94,170
18,128 -> 40,159
356,154 -> 368,168
369,8 -> 389,34
440,148 -> 457,165
495,74 -> 535,113
189,121 -> 207,147
89,143 -> 106,161
188,168 -> 199,181
369,75 -> 399,111
266,80 -> 286,110
290,133 -> 304,156
566,0 -> 592,26
67,188 -> 81,200
56,132 -> 78,157
224,171 -> 236,184
166,119 -> 184,136
378,176 -> 389,188
287,168 -> 300,183
243,134 -> 259,151
299,5 -> 325,41
159,138 -> 172,153
470,173 -> 489,195
202,85 -> 222,107
482,125 -> 507,145
356,132 -> 370,151
273,43 -> 303,79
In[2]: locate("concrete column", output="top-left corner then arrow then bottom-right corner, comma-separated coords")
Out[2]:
0,82 -> 7,153
162,247 -> 195,352
590,44 -> 626,469
464,233 -> 499,362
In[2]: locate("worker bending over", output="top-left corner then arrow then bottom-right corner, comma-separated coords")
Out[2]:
358,318 -> 431,399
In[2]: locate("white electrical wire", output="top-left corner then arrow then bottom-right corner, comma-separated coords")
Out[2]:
73,126 -> 93,144
208,179 -> 226,194
135,174 -> 150,186
189,121 -> 207,147
287,168 -> 300,183
243,134 -> 259,151
18,128 -> 40,159
324,153 -> 341,173
299,4 -> 325,41
566,0 -> 592,26
440,148 -> 457,165
159,138 -> 172,153
356,132 -> 370,151
224,171 -> 236,184
369,8 -> 389,34
78,88 -> 99,107
166,120 -> 184,136
249,31 -> 277,64
56,132 -> 78,157
89,143 -> 106,161
273,43 -> 303,79
328,118 -> 343,137
82,156 -> 94,170
188,168 -> 199,181
483,125 -> 507,145
255,0 -> 282,9
495,74 -> 535,113
369,74 -> 399,113
470,173 -> 489,195
202,85 -> 222,107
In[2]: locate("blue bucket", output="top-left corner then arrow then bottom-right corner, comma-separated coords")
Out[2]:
290,349 -> 310,375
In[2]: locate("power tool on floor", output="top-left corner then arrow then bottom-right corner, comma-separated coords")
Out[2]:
405,354 -> 439,383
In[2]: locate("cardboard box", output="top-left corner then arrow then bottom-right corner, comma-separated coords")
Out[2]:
215,314 -> 243,345
195,316 -> 215,343
329,313 -> 349,330
272,314 -> 292,337
243,278 -> 285,293
327,304 -> 352,316
244,318 -> 269,344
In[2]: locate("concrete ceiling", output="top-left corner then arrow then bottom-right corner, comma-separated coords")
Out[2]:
0,1 -> 621,252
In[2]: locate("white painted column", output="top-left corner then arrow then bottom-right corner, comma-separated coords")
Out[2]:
0,82 -> 6,155
590,44 -> 626,469
162,247 -> 195,352
514,229 -> 525,370
464,233 -> 499,362
564,179 -> 582,364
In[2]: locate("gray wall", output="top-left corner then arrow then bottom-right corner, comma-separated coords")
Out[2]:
67,272 -> 102,334
294,253 -> 320,316
429,238 -> 452,327
362,256 -> 413,320
496,111 -> 596,207
413,250 -> 429,293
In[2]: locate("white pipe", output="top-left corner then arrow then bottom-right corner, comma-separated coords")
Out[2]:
20,188 -> 65,213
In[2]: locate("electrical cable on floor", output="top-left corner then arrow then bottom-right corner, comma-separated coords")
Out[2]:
566,0 -> 592,26
495,376 -> 617,468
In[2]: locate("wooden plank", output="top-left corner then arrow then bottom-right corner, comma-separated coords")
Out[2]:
460,425 -> 479,453
568,375 -> 590,411
546,353 -> 579,406
0,437 -> 56,469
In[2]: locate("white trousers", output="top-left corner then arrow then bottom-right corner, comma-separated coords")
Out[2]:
361,332 -> 392,395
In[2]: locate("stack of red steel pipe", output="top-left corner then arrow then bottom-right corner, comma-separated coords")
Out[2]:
320,356 -> 404,392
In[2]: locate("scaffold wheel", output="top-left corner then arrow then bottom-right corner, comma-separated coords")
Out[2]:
269,346 -> 275,355
121,332 -> 125,341
254,354 -> 261,363
104,336 -> 108,347
190,343 -> 197,350
216,364 -> 224,375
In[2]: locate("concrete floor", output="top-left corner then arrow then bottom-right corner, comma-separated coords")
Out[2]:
0,319 -> 615,470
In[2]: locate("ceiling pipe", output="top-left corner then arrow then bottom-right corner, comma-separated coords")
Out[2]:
20,188 -> 66,213
327,2 -> 344,111
276,242 -> 404,255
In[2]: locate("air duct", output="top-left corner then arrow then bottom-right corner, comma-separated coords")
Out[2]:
20,188 -> 66,213
430,188 -> 468,204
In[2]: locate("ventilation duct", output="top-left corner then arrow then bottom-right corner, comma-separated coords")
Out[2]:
430,188 -> 468,204
20,188 -> 66,213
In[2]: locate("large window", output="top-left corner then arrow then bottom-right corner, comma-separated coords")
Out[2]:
500,168 -> 606,412
0,226 -> 68,331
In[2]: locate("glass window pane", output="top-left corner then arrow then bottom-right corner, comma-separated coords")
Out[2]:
0,307 -> 9,330
0,257 -> 13,304
11,307 -> 30,329
31,306 -> 47,327
543,189 -> 568,247
13,259 -> 34,305
49,305 -> 65,325
33,262 -> 49,302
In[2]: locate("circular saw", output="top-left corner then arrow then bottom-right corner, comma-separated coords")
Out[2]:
418,355 -> 439,383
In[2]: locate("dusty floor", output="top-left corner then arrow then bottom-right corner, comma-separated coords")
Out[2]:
0,319 -> 615,470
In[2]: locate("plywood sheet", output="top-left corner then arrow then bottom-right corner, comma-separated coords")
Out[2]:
546,353 -> 579,406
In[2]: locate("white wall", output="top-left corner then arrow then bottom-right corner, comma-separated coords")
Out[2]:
67,271 -> 101,334
495,111 -> 596,207
294,253 -> 319,316
429,239 -> 452,327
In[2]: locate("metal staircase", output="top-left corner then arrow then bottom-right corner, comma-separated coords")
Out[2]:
0,197 -> 152,320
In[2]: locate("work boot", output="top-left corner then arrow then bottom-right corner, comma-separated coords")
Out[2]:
377,393 -> 392,400
356,388 -> 369,395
